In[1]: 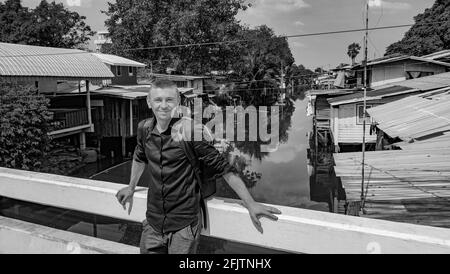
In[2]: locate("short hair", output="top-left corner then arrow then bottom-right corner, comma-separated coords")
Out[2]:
150,79 -> 178,92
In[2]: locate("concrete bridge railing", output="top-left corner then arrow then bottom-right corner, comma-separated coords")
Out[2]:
1,167 -> 450,254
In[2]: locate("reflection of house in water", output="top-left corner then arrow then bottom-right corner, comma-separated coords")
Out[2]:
0,42 -> 113,150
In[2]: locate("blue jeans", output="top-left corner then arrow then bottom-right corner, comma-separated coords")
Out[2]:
139,213 -> 202,254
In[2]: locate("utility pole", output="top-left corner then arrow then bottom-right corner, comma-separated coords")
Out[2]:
280,63 -> 286,89
361,0 -> 371,209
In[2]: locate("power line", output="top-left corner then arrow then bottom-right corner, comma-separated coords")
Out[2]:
0,19 -> 448,59
124,20 -> 450,51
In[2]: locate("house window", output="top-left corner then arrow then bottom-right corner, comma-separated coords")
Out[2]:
128,66 -> 133,76
406,71 -> 434,80
175,81 -> 187,88
356,104 -> 373,125
116,66 -> 122,76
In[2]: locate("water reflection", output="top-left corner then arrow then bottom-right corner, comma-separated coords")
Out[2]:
216,96 -> 328,211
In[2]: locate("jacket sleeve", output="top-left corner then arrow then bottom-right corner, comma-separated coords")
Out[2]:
192,140 -> 237,177
133,120 -> 148,164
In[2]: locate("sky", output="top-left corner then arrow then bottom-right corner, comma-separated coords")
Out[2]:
21,0 -> 436,70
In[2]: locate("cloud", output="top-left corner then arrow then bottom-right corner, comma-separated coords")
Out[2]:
290,41 -> 306,48
66,0 -> 81,6
65,0 -> 93,8
248,0 -> 310,15
370,1 -> 411,11
265,143 -> 306,164
294,20 -> 304,26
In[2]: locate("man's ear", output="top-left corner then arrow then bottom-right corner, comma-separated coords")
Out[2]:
147,94 -> 152,109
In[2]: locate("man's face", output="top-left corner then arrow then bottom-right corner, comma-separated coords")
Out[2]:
147,87 -> 179,122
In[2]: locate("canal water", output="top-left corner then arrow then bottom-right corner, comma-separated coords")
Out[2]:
0,92 -> 330,253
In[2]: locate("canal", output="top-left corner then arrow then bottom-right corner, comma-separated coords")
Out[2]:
0,91 -> 330,253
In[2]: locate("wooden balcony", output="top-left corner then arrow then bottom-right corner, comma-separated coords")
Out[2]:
49,108 -> 92,137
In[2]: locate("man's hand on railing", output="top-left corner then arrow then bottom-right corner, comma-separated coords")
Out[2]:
116,186 -> 134,215
246,202 -> 282,234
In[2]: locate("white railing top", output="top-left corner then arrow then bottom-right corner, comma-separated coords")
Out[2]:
1,167 -> 450,254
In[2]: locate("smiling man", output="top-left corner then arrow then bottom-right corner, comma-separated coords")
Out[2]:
116,79 -> 281,254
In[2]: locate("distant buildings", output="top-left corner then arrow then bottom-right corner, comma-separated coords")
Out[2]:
150,73 -> 210,94
93,30 -> 112,52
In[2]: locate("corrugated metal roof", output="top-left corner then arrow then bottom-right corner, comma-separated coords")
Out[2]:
308,89 -> 355,96
152,73 -> 209,81
328,72 -> 450,105
92,53 -> 146,68
395,133 -> 450,150
392,72 -> 450,91
422,50 -> 450,60
367,92 -> 450,140
352,55 -> 450,68
178,87 -> 194,94
334,148 -> 450,202
92,85 -> 151,99
0,43 -> 114,79
328,85 -> 415,105
334,148 -> 450,228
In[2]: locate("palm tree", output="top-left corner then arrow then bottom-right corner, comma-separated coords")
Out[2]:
347,43 -> 361,65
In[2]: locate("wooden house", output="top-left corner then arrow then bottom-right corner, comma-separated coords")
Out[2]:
92,53 -> 146,86
0,42 -> 113,150
328,72 -> 450,152
351,55 -> 450,88
90,86 -> 152,158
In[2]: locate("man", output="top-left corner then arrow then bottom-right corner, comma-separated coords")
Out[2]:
116,79 -> 281,254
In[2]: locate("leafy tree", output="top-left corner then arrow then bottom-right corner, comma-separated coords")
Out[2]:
0,0 -> 30,43
231,25 -> 295,89
347,42 -> 361,65
0,0 -> 94,49
102,0 -> 248,74
385,0 -> 450,56
286,64 -> 316,89
0,80 -> 53,171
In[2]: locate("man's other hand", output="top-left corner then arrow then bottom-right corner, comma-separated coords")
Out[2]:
247,202 -> 282,233
116,186 -> 134,215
